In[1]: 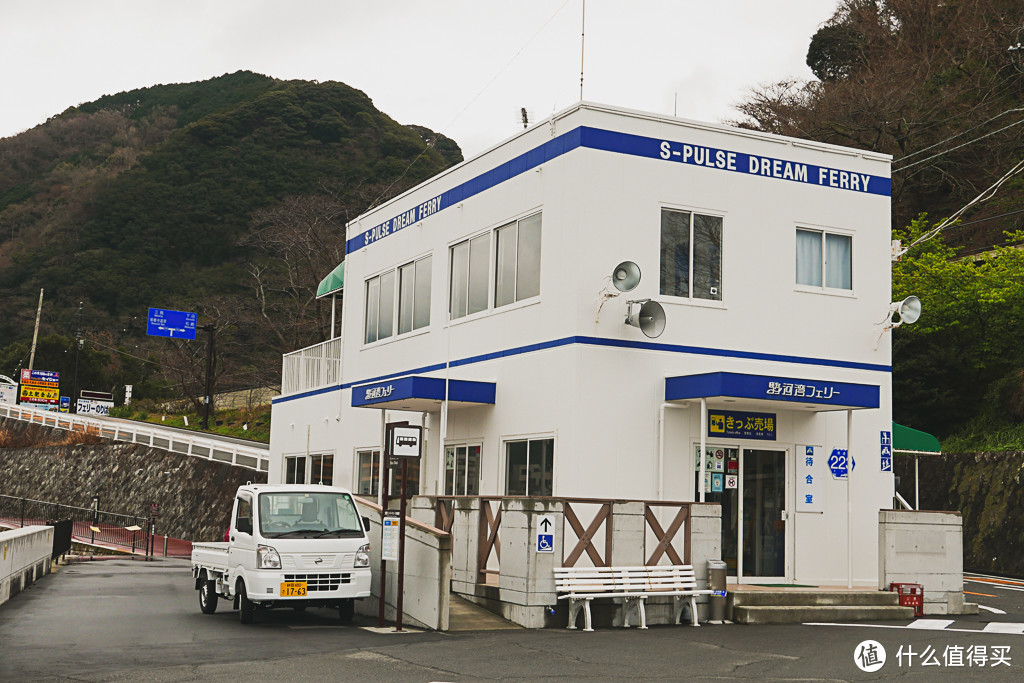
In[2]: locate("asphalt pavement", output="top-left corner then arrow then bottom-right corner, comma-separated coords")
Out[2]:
3,559 -> 1024,681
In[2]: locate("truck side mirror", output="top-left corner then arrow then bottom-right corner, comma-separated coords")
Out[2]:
236,517 -> 253,535
362,516 -> 371,532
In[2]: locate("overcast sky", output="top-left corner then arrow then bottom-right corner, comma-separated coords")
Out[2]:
0,1 -> 839,158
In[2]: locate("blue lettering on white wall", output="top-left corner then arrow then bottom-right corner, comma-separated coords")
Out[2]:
347,126 -> 890,254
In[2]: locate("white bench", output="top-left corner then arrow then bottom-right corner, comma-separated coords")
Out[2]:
553,565 -> 714,631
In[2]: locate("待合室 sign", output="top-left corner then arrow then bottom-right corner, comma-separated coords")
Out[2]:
536,514 -> 555,553
381,510 -> 400,562
796,445 -> 824,513
708,410 -> 776,441
147,308 -> 197,340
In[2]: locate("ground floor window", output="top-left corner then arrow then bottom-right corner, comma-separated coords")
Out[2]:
310,453 -> 334,485
356,449 -> 380,496
445,444 -> 481,495
505,437 -> 554,496
356,449 -> 420,497
285,456 -> 306,484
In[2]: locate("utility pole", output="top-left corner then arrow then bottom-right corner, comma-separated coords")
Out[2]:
200,324 -> 215,429
70,303 -> 83,414
28,288 -> 44,370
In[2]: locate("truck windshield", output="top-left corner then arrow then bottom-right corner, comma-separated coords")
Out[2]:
258,492 -> 363,538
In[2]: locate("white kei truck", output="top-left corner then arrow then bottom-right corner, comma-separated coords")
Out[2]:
191,484 -> 372,624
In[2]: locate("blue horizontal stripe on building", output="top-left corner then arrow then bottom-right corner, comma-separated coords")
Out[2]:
345,126 -> 891,254
272,336 -> 890,404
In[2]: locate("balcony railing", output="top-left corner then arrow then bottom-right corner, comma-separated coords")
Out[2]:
281,337 -> 343,396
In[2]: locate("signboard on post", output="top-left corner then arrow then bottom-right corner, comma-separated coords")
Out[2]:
381,510 -> 400,562
386,423 -> 423,459
146,308 -> 197,340
0,383 -> 17,405
382,421 -> 423,632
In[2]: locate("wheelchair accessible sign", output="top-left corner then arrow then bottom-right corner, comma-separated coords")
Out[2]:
536,515 -> 555,553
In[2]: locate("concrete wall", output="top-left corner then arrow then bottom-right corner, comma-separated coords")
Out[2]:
0,417 -> 266,542
353,497 -> 451,631
878,509 -> 966,615
420,496 -> 721,628
1,525 -> 53,607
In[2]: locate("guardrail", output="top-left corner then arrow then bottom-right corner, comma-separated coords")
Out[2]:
0,402 -> 269,472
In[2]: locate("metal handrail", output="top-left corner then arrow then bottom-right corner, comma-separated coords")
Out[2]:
0,402 -> 268,472
281,337 -> 343,395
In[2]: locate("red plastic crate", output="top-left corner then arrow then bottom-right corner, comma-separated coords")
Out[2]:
889,582 -> 924,616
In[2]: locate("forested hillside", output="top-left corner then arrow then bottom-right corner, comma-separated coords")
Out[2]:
0,71 -> 461,407
734,0 -> 1024,444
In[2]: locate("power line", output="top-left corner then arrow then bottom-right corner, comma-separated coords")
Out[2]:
894,107 -> 1024,163
893,116 -> 1024,172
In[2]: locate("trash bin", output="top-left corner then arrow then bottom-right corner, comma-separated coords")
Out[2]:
707,559 -> 728,623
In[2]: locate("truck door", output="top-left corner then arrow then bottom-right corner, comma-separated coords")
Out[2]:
228,494 -> 256,575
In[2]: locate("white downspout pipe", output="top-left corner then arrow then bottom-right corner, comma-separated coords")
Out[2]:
846,409 -> 853,589
699,398 -> 707,503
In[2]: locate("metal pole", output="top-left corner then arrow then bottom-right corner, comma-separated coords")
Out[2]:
163,535 -> 168,557
847,410 -> 853,589
377,452 -> 391,627
396,458 -> 408,632
70,303 -> 83,414
28,288 -> 44,371
915,455 -> 920,510
20,497 -> 25,527
202,325 -> 215,430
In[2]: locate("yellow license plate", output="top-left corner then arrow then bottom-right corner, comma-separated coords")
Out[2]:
280,581 -> 307,597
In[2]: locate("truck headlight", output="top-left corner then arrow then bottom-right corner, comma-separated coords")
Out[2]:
355,543 -> 370,568
257,544 -> 282,569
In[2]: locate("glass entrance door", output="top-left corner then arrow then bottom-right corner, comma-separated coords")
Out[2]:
741,449 -> 787,578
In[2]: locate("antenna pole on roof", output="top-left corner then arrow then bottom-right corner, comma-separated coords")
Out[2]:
579,0 -> 586,100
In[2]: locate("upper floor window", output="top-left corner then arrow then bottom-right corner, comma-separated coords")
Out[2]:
660,208 -> 723,301
495,213 -> 542,307
796,228 -> 852,291
450,233 -> 490,319
449,212 -> 543,320
365,256 -> 431,344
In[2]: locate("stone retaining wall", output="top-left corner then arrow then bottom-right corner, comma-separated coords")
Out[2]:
0,416 -> 265,542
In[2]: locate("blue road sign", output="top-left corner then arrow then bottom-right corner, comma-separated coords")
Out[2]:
829,448 -> 856,479
147,308 -> 197,340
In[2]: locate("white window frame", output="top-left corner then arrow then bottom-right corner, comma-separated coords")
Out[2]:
443,442 -> 483,496
364,254 -> 433,345
659,206 -> 725,304
494,212 -> 542,309
448,230 -> 492,321
795,226 -> 854,295
284,455 -> 306,484
502,435 -> 556,497
355,448 -> 381,497
309,452 -> 334,485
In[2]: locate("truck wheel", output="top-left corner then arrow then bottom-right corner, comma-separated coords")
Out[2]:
339,599 -> 354,623
238,582 -> 255,624
199,578 -> 218,614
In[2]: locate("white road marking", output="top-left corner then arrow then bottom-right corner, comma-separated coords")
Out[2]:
804,622 -> 1024,635
965,579 -> 1024,593
982,623 -> 1024,634
907,619 -> 955,630
978,605 -> 1007,615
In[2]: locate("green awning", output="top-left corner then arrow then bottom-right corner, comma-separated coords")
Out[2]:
892,421 -> 941,454
316,262 -> 345,299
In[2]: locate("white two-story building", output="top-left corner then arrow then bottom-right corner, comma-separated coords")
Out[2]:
269,102 -> 898,585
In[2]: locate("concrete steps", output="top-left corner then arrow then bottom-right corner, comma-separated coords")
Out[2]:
730,590 -> 916,625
